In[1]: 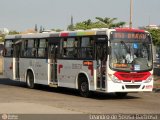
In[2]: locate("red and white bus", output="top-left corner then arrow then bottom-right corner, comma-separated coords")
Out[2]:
3,28 -> 153,97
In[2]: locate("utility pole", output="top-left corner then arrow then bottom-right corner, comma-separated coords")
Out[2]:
35,24 -> 38,32
129,0 -> 133,28
39,26 -> 43,33
68,15 -> 74,31
70,15 -> 74,31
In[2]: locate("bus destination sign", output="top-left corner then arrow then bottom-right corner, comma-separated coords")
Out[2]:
112,32 -> 147,40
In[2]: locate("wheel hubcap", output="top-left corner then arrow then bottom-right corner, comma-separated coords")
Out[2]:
81,82 -> 88,92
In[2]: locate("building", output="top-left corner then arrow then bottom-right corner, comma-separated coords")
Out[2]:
146,24 -> 159,29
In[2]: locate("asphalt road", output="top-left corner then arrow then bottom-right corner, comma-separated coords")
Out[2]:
0,76 -> 160,115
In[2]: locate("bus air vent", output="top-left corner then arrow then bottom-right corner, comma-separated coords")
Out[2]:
125,85 -> 141,89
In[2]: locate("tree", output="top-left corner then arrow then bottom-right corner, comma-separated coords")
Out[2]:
67,25 -> 74,31
147,29 -> 160,45
51,29 -> 63,32
95,17 -> 126,28
74,19 -> 93,30
71,17 -> 126,30
0,35 -> 5,42
0,30 -> 19,42
9,30 -> 19,35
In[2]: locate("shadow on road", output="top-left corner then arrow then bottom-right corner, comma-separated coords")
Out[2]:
0,78 -> 26,87
0,78 -> 140,100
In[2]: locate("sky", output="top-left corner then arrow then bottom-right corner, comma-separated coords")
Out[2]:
0,0 -> 160,32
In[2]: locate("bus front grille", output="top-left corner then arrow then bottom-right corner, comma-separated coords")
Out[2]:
125,85 -> 141,89
123,80 -> 142,83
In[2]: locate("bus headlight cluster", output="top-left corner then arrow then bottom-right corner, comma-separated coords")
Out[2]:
144,75 -> 153,83
108,74 -> 121,83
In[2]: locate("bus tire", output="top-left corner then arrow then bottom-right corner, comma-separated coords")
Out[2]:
115,92 -> 128,98
26,71 -> 35,89
78,77 -> 91,97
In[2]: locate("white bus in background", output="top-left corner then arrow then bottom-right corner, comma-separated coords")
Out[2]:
3,28 -> 153,97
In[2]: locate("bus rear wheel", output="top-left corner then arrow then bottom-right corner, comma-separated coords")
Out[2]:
26,71 -> 35,89
78,77 -> 91,97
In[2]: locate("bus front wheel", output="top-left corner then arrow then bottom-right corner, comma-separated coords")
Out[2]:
78,77 -> 91,97
26,71 -> 35,89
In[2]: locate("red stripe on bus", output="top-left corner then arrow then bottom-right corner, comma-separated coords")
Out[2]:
114,72 -> 151,81
88,65 -> 93,76
58,64 -> 63,74
60,32 -> 69,37
115,28 -> 145,33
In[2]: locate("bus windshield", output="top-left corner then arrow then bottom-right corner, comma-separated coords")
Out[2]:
110,31 -> 152,72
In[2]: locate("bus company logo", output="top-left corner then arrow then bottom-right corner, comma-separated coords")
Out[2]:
2,114 -> 8,120
131,80 -> 135,83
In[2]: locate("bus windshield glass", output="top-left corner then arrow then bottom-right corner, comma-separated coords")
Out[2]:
110,31 -> 152,72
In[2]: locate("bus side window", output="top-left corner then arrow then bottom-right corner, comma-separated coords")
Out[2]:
38,48 -> 45,57
32,47 -> 36,57
63,38 -> 67,57
62,37 -> 78,58
21,39 -> 36,58
80,37 -> 94,59
4,40 -> 13,57
21,40 -> 27,57
37,39 -> 47,58
4,47 -> 13,57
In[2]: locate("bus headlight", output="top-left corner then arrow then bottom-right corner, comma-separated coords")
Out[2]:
144,75 -> 153,83
108,74 -> 121,83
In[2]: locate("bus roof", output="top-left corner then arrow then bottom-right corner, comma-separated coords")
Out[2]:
5,28 -> 148,40
5,29 -> 109,40
5,32 -> 52,39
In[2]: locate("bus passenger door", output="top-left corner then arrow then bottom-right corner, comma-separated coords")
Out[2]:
48,43 -> 59,84
96,36 -> 108,90
14,42 -> 21,80
3,40 -> 14,79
